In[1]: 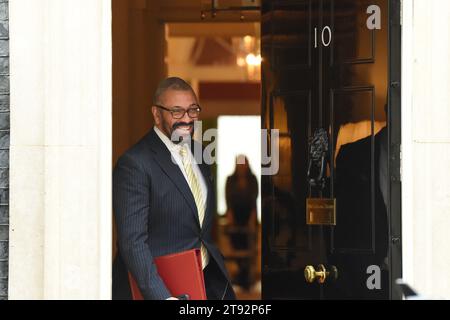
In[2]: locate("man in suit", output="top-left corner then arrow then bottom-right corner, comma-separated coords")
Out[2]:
112,77 -> 235,300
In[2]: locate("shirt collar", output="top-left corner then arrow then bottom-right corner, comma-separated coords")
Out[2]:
154,126 -> 181,153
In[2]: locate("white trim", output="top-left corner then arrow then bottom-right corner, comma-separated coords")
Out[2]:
400,0 -> 414,287
98,0 -> 113,300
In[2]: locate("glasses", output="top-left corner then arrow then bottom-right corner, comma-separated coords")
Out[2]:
155,104 -> 202,119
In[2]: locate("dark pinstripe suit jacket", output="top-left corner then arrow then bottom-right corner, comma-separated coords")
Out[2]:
113,128 -> 231,300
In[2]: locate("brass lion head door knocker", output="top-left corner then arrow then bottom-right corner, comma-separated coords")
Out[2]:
306,128 -> 336,226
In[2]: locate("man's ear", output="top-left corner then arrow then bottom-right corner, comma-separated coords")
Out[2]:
151,106 -> 161,125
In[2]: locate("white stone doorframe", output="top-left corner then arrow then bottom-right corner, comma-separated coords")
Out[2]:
8,0 -> 112,299
401,0 -> 450,299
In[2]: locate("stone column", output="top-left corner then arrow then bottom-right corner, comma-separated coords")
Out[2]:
9,0 -> 112,299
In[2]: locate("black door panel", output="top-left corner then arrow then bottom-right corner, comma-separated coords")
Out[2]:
262,0 -> 400,300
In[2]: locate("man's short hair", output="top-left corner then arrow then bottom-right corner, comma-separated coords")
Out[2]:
152,77 -> 196,106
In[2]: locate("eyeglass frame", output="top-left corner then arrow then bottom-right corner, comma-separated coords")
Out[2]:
154,104 -> 202,119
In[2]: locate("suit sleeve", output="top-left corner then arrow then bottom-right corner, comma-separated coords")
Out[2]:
113,154 -> 171,300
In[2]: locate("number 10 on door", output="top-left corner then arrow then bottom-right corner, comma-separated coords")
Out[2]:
314,26 -> 332,48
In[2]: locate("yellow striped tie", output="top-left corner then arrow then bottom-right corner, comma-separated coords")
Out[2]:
179,146 -> 210,269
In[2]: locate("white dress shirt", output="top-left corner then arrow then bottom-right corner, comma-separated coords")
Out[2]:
154,126 -> 208,211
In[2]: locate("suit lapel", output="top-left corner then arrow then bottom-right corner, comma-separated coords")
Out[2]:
145,129 -> 200,227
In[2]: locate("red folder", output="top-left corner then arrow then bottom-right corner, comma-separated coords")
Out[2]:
128,249 -> 207,300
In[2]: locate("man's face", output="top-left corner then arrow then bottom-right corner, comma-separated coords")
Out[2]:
152,89 -> 200,142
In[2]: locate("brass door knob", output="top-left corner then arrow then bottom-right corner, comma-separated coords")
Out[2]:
304,264 -> 338,284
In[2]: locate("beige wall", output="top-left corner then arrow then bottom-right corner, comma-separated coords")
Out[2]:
402,0 -> 450,299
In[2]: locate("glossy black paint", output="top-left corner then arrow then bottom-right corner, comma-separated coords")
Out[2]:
261,0 -> 401,300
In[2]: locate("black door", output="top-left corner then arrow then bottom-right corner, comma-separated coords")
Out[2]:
261,0 -> 401,299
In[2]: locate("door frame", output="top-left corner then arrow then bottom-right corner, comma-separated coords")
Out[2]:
388,0 -> 402,300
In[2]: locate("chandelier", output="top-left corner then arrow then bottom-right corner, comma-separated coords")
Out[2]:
234,35 -> 261,81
